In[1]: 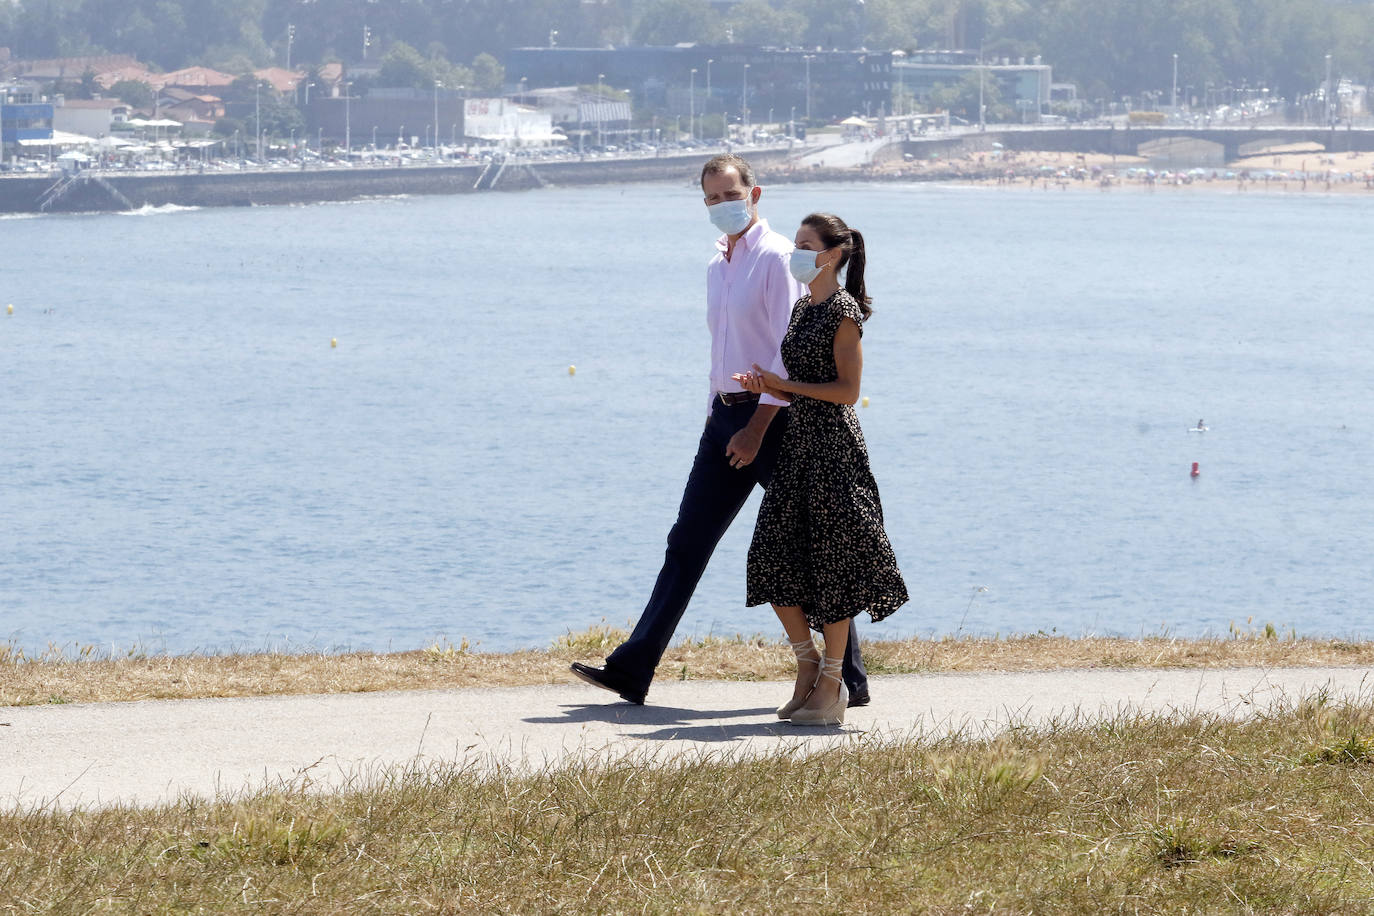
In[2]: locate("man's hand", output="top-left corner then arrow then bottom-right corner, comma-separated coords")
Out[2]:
733,369 -> 791,402
725,426 -> 763,469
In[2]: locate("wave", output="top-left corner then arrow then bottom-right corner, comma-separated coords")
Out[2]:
118,203 -> 202,216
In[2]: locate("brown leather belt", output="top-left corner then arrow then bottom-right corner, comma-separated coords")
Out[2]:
717,391 -> 760,407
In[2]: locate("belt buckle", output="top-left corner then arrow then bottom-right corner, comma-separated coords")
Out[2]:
719,391 -> 732,406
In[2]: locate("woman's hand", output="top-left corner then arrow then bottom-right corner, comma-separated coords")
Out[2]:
749,364 -> 786,393
731,370 -> 768,395
732,368 -> 791,401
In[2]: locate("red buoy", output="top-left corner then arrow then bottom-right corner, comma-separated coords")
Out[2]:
1190,462 -> 1200,478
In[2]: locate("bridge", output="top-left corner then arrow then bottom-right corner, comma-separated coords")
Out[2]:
976,125 -> 1374,163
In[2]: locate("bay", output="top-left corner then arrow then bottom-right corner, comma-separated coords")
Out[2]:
2,181 -> 1371,655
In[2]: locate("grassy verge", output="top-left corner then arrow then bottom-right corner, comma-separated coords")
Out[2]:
5,625 -> 1373,707
4,693 -> 1374,911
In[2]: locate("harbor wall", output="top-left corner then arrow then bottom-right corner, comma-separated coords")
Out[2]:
0,147 -> 797,214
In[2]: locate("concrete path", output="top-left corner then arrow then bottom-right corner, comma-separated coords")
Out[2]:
2,666 -> 1370,810
792,135 -> 895,169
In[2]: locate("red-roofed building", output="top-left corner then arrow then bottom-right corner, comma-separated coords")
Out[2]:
2,53 -> 142,82
159,90 -> 225,123
95,66 -> 165,91
160,66 -> 234,91
254,67 -> 305,94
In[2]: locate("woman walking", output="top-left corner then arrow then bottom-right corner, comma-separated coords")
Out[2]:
735,212 -> 908,726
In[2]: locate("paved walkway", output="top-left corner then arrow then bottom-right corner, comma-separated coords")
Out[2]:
792,135 -> 896,169
2,666 -> 1369,810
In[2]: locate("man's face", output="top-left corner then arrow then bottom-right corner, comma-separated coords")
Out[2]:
702,167 -> 760,208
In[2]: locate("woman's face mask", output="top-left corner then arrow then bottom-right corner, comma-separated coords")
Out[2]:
789,247 -> 829,284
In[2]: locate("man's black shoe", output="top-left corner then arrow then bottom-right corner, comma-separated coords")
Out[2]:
847,689 -> 871,708
570,662 -> 647,705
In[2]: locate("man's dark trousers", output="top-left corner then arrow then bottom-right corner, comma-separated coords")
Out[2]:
605,398 -> 869,698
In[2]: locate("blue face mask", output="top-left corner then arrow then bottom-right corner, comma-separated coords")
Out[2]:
708,198 -> 753,235
789,247 -> 827,284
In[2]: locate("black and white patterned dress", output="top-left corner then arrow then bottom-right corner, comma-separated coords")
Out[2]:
746,289 -> 909,631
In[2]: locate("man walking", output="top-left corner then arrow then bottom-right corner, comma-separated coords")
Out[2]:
571,153 -> 870,706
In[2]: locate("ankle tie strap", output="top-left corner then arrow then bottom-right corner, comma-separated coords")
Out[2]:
818,656 -> 843,683
789,638 -> 819,660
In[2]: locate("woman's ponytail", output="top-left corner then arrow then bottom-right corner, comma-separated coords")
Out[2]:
844,228 -> 871,319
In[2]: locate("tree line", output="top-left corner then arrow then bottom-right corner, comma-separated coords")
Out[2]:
3,0 -> 1372,104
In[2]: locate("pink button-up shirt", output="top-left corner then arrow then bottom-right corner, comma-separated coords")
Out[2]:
706,218 -> 805,410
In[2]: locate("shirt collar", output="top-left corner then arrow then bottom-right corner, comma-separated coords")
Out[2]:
715,217 -> 769,253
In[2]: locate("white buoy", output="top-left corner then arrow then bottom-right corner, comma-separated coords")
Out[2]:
330,338 -> 337,348
861,396 -> 870,408
568,365 -> 576,376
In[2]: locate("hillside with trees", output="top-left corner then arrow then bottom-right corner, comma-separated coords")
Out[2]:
2,0 -> 1372,102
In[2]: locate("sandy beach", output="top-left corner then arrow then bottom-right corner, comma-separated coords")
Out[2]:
859,142 -> 1374,194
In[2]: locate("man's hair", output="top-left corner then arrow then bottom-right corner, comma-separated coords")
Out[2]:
700,153 -> 755,189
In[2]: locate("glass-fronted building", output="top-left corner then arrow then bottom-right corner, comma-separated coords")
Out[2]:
2,82 -> 56,159
507,45 -> 892,123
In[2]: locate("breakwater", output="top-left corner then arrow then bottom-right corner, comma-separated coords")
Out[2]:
0,146 -> 797,214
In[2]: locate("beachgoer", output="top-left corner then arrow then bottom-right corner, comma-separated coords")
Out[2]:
570,155 -> 870,707
735,212 -> 908,726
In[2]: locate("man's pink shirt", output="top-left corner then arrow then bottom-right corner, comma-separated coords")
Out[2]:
706,217 -> 806,411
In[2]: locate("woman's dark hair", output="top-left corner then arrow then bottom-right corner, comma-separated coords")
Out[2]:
801,212 -> 872,319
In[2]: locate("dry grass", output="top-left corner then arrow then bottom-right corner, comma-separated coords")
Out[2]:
5,692 -> 1374,912
4,624 -> 1373,708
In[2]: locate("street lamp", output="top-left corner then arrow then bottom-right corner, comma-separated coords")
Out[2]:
977,50 -> 985,131
433,79 -> 441,159
706,58 -> 713,136
597,73 -> 604,146
343,81 -> 352,157
789,104 -> 795,138
1325,52 -> 1333,126
372,125 -> 377,149
1171,53 -> 1178,110
804,54 -> 814,124
892,49 -> 905,118
254,79 -> 261,160
742,63 -> 750,135
689,67 -> 697,139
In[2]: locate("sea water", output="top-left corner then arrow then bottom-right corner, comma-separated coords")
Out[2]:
2,181 -> 1372,655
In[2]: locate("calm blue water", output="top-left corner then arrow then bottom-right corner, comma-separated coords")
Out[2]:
3,182 -> 1372,655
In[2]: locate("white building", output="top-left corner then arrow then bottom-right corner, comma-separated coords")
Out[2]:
52,97 -> 129,138
463,98 -> 561,146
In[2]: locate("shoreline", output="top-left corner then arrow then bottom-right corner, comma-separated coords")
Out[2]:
9,139 -> 1374,213
5,630 -> 1373,708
